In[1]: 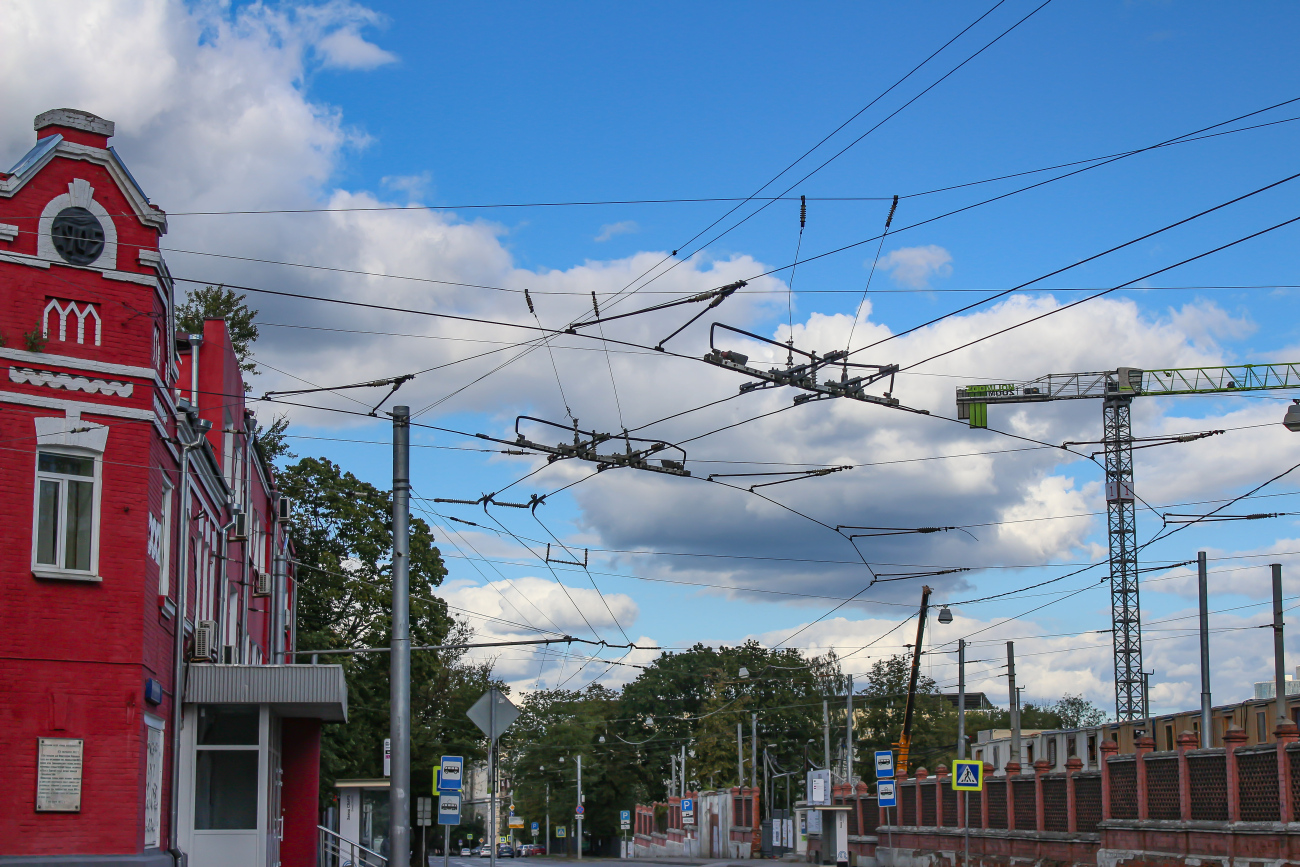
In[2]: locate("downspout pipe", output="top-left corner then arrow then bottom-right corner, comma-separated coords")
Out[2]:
169,411 -> 210,867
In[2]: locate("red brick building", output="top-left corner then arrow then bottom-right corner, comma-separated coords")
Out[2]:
0,109 -> 344,866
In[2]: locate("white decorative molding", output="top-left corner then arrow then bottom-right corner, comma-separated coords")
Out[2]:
147,513 -> 162,564
0,345 -> 157,382
0,389 -> 154,421
37,179 -> 118,270
138,248 -> 163,267
1,139 -> 167,232
34,414 -> 109,452
11,366 -> 132,397
0,247 -> 158,286
43,299 -> 101,346
0,223 -> 17,242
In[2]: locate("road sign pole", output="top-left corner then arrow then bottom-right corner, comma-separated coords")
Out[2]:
576,754 -> 583,860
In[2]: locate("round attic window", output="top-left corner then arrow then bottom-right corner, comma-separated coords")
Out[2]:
51,206 -> 105,266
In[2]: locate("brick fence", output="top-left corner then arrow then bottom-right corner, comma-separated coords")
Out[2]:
800,727 -> 1300,867
865,723 -> 1300,867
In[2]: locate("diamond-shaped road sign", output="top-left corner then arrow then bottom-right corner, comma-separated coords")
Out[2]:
467,689 -> 520,741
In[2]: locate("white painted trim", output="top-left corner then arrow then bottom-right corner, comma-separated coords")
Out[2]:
0,140 -> 167,231
0,346 -> 156,381
0,247 -> 158,286
0,223 -> 17,242
35,415 -> 109,452
11,366 -> 132,397
38,178 -> 118,270
0,388 -> 155,420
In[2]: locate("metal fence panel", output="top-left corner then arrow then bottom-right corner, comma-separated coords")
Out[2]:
986,780 -> 1007,830
920,783 -> 936,826
1187,752 -> 1228,822
1042,776 -> 1068,832
1074,773 -> 1102,833
1108,758 -> 1138,820
901,782 -> 916,826
941,783 -> 957,827
1237,746 -> 1280,822
1012,778 -> 1037,830
1144,754 -> 1180,820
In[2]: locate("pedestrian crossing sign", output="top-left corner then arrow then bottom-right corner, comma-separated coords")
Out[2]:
952,760 -> 983,791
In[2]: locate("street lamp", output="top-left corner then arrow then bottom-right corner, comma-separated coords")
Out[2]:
738,666 -> 750,679
937,605 -> 953,624
1285,399 -> 1300,431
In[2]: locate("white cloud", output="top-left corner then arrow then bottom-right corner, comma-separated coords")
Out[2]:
315,26 -> 397,70
381,171 -> 432,198
5,0 -> 1296,709
595,220 -> 639,242
882,244 -> 953,289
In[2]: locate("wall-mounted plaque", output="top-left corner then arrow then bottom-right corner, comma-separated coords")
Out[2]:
36,738 -> 83,812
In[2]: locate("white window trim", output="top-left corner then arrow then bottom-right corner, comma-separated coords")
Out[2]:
159,478 -> 174,597
32,445 -> 103,581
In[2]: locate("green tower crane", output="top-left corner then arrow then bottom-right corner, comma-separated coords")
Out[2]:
955,363 -> 1300,722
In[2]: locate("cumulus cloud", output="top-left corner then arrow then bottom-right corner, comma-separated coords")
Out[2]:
595,220 -> 639,242
882,244 -> 953,289
5,0 -> 1294,703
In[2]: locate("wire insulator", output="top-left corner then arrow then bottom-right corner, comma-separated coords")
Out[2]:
885,194 -> 898,228
800,195 -> 807,229
591,291 -> 600,317
524,287 -> 535,315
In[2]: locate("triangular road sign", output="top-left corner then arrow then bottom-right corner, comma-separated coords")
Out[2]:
957,765 -> 978,785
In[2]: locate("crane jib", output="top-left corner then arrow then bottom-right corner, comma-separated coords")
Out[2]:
956,363 -> 1300,428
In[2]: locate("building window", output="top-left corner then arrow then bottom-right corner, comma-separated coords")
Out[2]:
33,451 -> 98,574
1258,711 -> 1267,742
159,480 -> 173,596
1165,724 -> 1174,751
1087,735 -> 1096,763
993,746 -> 999,768
1047,738 -> 1057,767
194,705 -> 260,830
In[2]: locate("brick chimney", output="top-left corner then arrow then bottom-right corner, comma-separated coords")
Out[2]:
34,108 -> 115,149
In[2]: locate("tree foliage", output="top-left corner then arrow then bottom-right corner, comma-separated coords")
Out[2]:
176,284 -> 259,381
279,456 -> 496,797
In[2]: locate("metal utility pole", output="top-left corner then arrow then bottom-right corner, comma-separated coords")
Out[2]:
957,639 -> 967,759
1275,564 -> 1288,732
751,714 -> 758,790
1199,551 -> 1213,747
846,675 -> 854,784
681,744 -> 687,798
822,701 -> 830,771
545,783 -> 550,855
390,406 -> 412,867
737,723 -> 744,786
956,364 -> 1300,720
1007,641 -> 1020,765
576,754 -> 583,861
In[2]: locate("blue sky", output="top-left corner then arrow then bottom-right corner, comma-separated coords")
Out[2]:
7,0 -> 1300,713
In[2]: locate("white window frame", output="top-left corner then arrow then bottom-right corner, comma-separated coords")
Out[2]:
32,446 -> 103,580
159,478 -> 174,597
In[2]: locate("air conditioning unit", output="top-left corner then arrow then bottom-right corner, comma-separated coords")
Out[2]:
252,567 -> 272,596
192,621 -> 217,662
229,510 -> 248,541
276,496 -> 292,523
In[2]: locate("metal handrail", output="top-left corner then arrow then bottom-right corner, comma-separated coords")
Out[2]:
318,824 -> 388,867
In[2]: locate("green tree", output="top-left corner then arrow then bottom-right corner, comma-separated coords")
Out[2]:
176,284 -> 259,381
1053,694 -> 1107,727
854,653 -> 955,773
279,456 -> 495,797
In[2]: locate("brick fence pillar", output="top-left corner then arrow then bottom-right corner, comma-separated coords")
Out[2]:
1224,726 -> 1247,823
935,765 -> 948,827
1065,756 -> 1082,833
1134,735 -> 1154,820
1276,721 -> 1298,823
1099,740 -> 1118,820
1004,761 -> 1021,830
915,767 -> 928,826
981,763 -> 993,829
1033,758 -> 1050,831
1176,730 -> 1197,821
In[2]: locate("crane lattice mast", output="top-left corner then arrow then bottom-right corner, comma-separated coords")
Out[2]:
956,363 -> 1300,721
